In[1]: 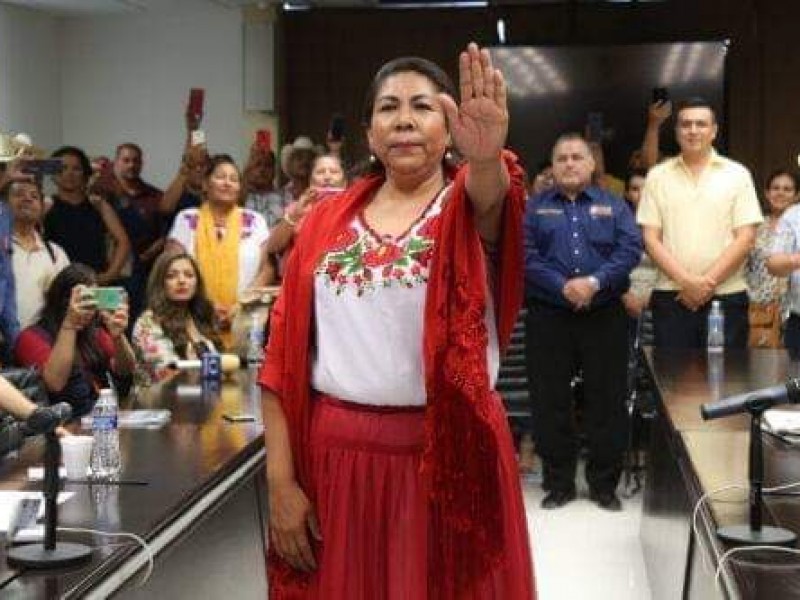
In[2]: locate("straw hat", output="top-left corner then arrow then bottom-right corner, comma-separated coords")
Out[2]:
279,135 -> 316,177
0,132 -> 43,162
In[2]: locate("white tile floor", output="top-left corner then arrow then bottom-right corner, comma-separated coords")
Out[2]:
522,472 -> 653,600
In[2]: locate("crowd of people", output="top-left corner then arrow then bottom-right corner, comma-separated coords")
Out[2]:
0,38 -> 798,599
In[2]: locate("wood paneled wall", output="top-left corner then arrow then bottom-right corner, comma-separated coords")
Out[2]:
279,0 -> 800,185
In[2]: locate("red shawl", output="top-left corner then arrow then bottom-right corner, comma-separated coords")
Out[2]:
259,151 -> 526,597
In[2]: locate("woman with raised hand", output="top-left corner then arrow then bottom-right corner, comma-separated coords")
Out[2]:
259,43 -> 535,599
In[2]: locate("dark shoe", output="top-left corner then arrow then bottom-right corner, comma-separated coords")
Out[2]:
590,490 -> 622,511
541,489 -> 577,510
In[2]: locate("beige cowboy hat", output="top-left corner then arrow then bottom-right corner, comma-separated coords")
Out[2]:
0,132 -> 44,162
279,135 -> 316,177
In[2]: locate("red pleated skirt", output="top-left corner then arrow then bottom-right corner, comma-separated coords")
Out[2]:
269,394 -> 535,599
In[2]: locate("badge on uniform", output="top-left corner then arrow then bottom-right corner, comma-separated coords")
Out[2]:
589,205 -> 613,217
536,208 -> 564,216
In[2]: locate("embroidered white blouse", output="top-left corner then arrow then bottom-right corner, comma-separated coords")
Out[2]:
311,186 -> 499,407
167,207 -> 270,296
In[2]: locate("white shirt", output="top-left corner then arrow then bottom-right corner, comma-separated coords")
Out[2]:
310,186 -> 499,406
167,207 -> 270,296
12,231 -> 70,327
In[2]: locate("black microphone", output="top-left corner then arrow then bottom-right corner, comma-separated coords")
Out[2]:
20,403 -> 72,436
701,379 -> 800,420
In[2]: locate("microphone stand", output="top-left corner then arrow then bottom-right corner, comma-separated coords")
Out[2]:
6,430 -> 92,568
716,396 -> 797,547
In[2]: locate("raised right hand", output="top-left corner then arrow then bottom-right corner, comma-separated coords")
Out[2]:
268,479 -> 322,572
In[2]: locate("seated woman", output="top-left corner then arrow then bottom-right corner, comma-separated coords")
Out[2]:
14,264 -> 135,417
265,153 -> 347,259
132,251 -> 222,382
166,154 -> 273,347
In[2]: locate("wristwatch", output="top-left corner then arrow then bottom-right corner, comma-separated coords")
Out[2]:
587,275 -> 600,291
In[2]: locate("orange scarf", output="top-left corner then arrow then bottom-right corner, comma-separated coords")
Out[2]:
195,203 -> 240,348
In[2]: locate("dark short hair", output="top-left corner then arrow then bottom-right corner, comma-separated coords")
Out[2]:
625,168 -> 649,190
675,97 -> 717,123
51,146 -> 92,182
115,142 -> 143,158
361,56 -> 457,127
204,153 -> 240,179
358,56 -> 459,176
765,169 -> 800,192
551,132 -> 591,158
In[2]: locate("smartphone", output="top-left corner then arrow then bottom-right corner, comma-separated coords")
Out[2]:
256,129 -> 271,152
21,159 -> 63,176
93,287 -> 126,311
190,129 -> 206,147
329,114 -> 345,142
223,413 -> 256,423
188,88 -> 205,119
652,87 -> 670,104
586,112 -> 604,143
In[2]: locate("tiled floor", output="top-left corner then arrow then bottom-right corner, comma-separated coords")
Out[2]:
522,470 -> 652,600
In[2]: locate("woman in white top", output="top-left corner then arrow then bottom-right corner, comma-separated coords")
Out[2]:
167,154 -> 273,346
259,44 -> 534,599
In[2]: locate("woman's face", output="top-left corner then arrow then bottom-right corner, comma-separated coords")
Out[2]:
205,162 -> 241,206
311,156 -> 345,188
765,174 -> 798,216
54,154 -> 87,193
164,258 -> 198,303
367,71 -> 448,179
625,175 -> 647,208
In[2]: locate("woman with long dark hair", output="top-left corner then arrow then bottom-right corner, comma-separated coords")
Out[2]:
132,251 -> 221,382
14,264 -> 135,417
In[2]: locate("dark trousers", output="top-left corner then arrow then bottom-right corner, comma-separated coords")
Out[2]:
651,290 -> 749,349
525,299 -> 629,494
784,314 -> 800,361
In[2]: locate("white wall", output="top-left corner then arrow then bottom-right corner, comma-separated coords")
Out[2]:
0,4 -> 62,151
60,6 -> 254,188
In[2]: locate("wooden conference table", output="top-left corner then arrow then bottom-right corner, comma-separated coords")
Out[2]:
0,368 -> 269,599
641,348 -> 800,600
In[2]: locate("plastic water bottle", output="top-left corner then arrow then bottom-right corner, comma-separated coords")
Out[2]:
707,300 -> 725,353
90,388 -> 121,480
246,313 -> 265,365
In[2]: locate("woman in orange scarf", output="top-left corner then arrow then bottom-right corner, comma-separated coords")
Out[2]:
259,43 -> 535,599
166,155 -> 274,348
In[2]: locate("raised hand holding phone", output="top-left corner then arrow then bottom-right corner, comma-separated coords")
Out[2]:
186,88 -> 205,131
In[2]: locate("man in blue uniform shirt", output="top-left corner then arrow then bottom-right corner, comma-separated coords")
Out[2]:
524,133 -> 642,511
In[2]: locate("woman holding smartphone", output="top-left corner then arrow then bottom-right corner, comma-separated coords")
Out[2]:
265,154 -> 347,259
14,264 -> 135,417
132,251 -> 222,382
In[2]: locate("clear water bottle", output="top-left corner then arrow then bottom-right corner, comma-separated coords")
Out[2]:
90,388 -> 121,480
246,313 -> 265,365
707,300 -> 725,353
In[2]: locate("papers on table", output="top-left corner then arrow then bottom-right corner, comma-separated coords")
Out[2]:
0,490 -> 74,533
763,408 -> 800,437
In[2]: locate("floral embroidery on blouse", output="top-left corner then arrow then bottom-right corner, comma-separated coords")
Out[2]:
181,209 -> 259,240
132,310 -> 181,383
315,200 -> 443,297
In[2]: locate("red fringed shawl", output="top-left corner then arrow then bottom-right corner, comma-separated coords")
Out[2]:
259,151 -> 526,598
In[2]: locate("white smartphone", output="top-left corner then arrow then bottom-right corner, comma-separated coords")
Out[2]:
190,129 -> 206,146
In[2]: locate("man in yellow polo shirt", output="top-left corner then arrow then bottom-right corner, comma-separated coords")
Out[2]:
637,97 -> 763,348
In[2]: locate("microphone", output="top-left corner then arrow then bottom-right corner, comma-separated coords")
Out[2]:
700,379 -> 800,420
0,403 -> 72,458
167,354 -> 241,373
21,403 -> 73,435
